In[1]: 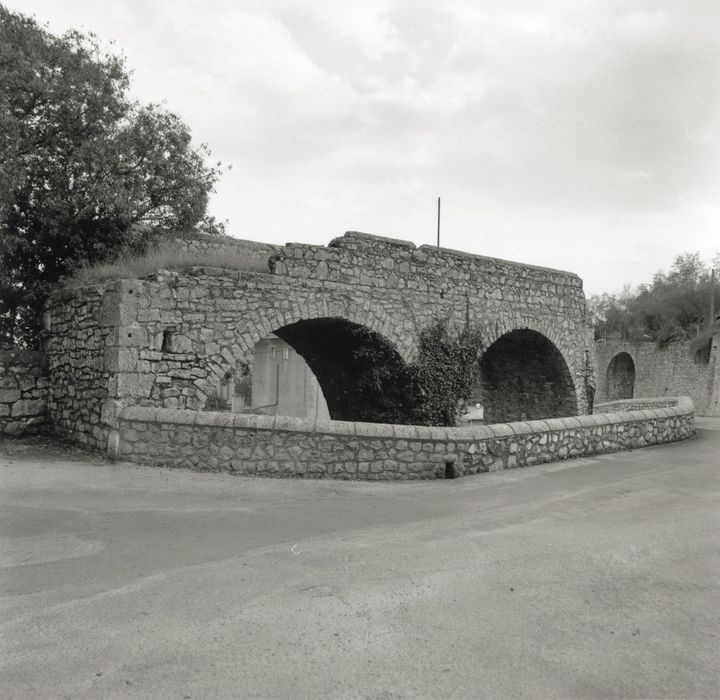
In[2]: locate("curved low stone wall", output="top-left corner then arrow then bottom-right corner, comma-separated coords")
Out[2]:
112,397 -> 695,480
594,397 -> 683,413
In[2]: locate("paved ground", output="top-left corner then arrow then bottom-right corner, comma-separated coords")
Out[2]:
1,424 -> 719,699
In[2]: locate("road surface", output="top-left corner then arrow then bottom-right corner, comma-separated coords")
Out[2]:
1,424 -> 719,698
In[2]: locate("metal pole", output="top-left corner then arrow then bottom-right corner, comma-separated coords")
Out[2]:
437,197 -> 441,247
710,268 -> 716,331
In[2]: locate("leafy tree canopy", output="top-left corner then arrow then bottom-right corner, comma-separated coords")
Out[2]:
0,5 -> 225,347
588,252 -> 720,347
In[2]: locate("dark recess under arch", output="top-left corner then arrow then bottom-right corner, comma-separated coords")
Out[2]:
273,317 -> 415,423
478,329 -> 578,423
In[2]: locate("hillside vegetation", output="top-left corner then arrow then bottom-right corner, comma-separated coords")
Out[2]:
589,252 -> 719,348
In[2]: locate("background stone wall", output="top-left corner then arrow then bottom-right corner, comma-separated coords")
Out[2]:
595,337 -> 719,415
113,397 -> 695,480
0,350 -> 47,436
48,231 -> 595,434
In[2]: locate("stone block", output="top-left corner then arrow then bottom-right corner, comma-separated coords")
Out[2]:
354,421 -> 393,438
544,418 -> 567,431
392,424 -> 421,439
120,406 -> 159,423
11,399 -> 46,417
0,389 -> 21,403
274,415 -> 315,433
156,408 -> 197,425
109,325 -> 148,348
314,419 -> 355,436
104,347 -> 139,372
100,294 -> 139,326
488,423 -> 514,438
115,373 -> 156,399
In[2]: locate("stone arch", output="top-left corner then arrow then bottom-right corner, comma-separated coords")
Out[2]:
197,297 -> 417,421
271,317 -> 413,422
606,351 -> 635,400
471,315 -> 585,410
477,327 -> 578,423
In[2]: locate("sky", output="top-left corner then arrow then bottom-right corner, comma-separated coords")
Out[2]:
8,0 -> 720,295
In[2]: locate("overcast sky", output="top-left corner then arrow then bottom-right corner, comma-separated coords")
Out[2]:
9,0 -> 720,295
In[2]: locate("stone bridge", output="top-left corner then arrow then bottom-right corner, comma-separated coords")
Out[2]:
46,232 -> 597,449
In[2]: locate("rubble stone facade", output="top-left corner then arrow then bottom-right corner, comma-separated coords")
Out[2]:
113,397 -> 695,480
596,338 -> 719,416
0,350 -> 48,436
46,231 -> 597,449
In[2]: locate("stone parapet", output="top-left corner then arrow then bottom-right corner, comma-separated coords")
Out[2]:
113,397 -> 695,480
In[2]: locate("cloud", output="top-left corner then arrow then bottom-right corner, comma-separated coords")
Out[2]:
8,0 -> 720,293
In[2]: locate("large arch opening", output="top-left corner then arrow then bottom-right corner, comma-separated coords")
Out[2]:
478,329 -> 578,423
271,317 -> 415,423
606,352 -> 635,400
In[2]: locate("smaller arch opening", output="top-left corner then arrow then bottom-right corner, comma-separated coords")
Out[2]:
444,461 -> 456,479
606,352 -> 635,400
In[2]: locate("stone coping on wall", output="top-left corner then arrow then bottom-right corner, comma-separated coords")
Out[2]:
327,231 -> 583,279
118,396 -> 694,438
594,397 -> 686,413
113,397 -> 695,480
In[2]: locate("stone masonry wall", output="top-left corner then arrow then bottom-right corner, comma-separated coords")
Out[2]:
594,397 -> 682,413
174,232 -> 280,264
49,232 -> 595,427
44,283 -> 125,449
0,350 -> 48,436
595,337 -> 719,416
114,397 -> 695,480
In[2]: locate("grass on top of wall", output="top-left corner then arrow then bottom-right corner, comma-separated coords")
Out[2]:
64,239 -> 272,287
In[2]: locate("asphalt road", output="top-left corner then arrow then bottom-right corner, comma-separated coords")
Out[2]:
1,424 -> 719,699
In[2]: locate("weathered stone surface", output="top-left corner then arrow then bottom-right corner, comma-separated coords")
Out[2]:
48,231 -> 597,424
11,399 -> 46,417
0,350 -> 48,436
0,389 -> 21,403
596,338 -> 719,417
113,398 -> 694,480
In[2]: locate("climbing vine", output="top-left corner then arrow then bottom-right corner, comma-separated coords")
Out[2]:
410,319 -> 485,426
275,316 -> 485,427
347,317 -> 485,427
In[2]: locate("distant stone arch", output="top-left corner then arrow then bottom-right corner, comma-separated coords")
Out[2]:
477,327 -> 578,423
606,352 -> 635,400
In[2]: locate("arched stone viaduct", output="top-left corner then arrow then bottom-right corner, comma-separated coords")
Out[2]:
46,232 -> 597,447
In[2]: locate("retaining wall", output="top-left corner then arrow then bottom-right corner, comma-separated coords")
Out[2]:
596,337 -> 719,415
0,350 -> 48,436
113,397 -> 695,480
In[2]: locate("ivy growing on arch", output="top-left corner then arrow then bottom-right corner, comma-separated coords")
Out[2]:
342,317 -> 485,427
410,319 -> 485,426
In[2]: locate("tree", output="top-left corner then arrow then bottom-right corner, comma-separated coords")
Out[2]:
0,6 -> 224,347
588,252 -> 719,346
